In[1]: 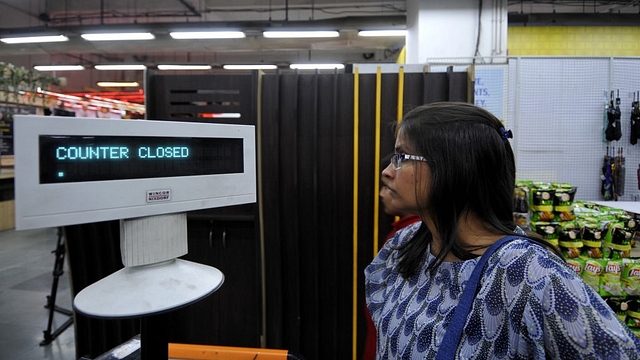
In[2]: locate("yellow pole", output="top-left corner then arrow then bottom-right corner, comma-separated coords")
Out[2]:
393,66 -> 405,224
373,67 -> 382,258
397,66 -> 405,122
352,66 -> 360,360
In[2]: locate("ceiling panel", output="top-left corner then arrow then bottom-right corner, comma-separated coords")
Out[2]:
0,0 -> 638,94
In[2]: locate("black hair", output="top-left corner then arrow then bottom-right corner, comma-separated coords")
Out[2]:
381,153 -> 394,169
394,102 -> 561,278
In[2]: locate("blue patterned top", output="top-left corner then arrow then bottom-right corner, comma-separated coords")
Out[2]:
365,222 -> 640,359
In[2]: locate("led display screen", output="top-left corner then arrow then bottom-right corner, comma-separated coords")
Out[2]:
39,135 -> 244,183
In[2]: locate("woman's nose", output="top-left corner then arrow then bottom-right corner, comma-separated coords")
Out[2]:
381,163 -> 394,179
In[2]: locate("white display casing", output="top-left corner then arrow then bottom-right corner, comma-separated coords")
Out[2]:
14,115 -> 256,230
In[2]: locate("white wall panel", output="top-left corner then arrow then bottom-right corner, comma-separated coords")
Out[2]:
508,57 -> 640,202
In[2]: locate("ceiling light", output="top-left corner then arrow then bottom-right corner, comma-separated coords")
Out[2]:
97,81 -> 140,88
1,35 -> 69,44
358,30 -> 407,37
263,31 -> 339,39
81,32 -> 155,41
34,65 -> 85,71
95,64 -> 147,70
290,63 -> 345,70
157,64 -> 212,70
170,31 -> 245,39
223,64 -> 277,70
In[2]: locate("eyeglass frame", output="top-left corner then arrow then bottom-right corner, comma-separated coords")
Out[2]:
390,153 -> 429,170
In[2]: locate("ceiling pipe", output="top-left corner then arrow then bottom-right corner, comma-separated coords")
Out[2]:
177,0 -> 201,17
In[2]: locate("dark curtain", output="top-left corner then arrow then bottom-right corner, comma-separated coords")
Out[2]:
64,220 -> 139,359
260,70 -> 470,359
65,69 -> 470,359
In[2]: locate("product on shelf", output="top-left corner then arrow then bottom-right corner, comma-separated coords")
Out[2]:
622,259 -> 640,297
514,181 -> 640,336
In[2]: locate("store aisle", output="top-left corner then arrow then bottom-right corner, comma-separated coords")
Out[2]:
0,227 -> 76,360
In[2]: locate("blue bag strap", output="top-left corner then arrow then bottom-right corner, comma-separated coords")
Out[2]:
434,235 -> 522,360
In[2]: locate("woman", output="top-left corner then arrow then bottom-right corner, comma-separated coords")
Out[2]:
364,155 -> 423,360
365,102 -> 640,359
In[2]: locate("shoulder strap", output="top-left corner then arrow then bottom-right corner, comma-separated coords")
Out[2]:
434,235 -> 522,360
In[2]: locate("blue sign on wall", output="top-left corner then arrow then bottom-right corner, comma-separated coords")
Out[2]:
474,68 -> 504,120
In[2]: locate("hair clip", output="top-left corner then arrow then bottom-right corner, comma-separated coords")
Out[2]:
499,127 -> 513,143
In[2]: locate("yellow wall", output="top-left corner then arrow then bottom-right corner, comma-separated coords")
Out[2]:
508,26 -> 640,56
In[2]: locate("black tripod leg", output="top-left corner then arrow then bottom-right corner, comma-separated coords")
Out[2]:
40,227 -> 73,346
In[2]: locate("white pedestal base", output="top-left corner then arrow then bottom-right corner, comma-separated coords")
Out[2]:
74,258 -> 224,318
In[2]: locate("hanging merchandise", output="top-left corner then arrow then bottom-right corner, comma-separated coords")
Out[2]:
631,92 -> 640,145
602,146 -> 615,200
614,147 -> 625,198
605,90 -> 622,142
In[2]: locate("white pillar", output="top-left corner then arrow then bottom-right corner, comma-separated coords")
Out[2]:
406,0 -> 508,64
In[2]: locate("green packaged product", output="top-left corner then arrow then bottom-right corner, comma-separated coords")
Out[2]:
529,184 -> 554,222
565,257 -> 584,275
515,180 -> 533,188
607,224 -> 633,246
599,259 -> 623,297
622,258 -> 640,297
531,187 -> 555,206
553,206 -> 576,222
558,223 -> 582,259
626,300 -> 640,328
605,297 -> 628,322
530,210 -> 555,222
553,186 -> 577,206
580,223 -> 604,259
617,214 -> 638,232
605,224 -> 633,259
582,258 -> 606,292
532,221 -> 560,246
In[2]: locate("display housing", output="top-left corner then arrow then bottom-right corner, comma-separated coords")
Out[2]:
14,115 -> 256,230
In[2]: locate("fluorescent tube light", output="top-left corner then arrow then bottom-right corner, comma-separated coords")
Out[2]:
34,65 -> 85,71
290,63 -> 345,70
358,30 -> 407,37
81,32 -> 155,41
157,64 -> 212,70
97,81 -> 140,87
95,64 -> 147,70
1,35 -> 69,44
223,64 -> 277,70
170,31 -> 245,39
263,30 -> 339,39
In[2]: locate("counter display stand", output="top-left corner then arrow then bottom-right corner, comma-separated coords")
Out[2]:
74,213 -> 224,359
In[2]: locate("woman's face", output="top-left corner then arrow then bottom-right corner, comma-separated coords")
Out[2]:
381,130 -> 430,216
379,179 -> 401,217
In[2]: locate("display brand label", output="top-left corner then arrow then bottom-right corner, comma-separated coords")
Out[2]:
147,189 -> 171,203
629,268 -> 640,278
566,261 -> 582,274
606,262 -> 621,274
584,262 -> 603,275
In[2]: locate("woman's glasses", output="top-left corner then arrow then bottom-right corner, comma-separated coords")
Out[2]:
390,153 -> 428,170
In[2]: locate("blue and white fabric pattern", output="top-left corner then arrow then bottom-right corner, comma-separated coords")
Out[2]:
365,222 -> 640,359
